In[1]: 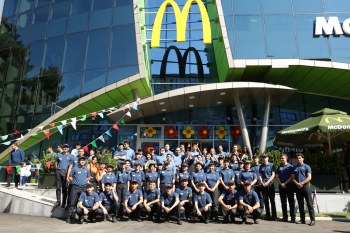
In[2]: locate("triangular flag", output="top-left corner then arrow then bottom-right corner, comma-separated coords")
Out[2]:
16,165 -> 21,173
125,104 -> 130,110
57,125 -> 63,135
105,130 -> 112,137
16,134 -> 24,141
98,135 -> 105,143
120,118 -> 125,124
31,133 -> 38,137
0,166 -> 2,171
110,146 -> 115,151
2,141 -> 11,145
49,123 -> 55,128
120,106 -> 125,112
38,126 -> 44,131
14,129 -> 20,134
45,161 -> 51,170
113,124 -> 119,131
70,118 -> 77,130
91,112 -> 97,117
27,129 -> 31,132
98,113 -> 104,118
83,145 -> 89,153
61,120 -> 67,126
6,166 -> 11,174
43,129 -> 50,139
91,141 -> 97,148
1,135 -> 8,141
81,115 -> 86,121
36,163 -> 42,170
132,102 -> 138,110
125,111 -> 131,117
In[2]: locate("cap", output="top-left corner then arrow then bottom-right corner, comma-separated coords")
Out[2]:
107,164 -> 114,168
104,181 -> 112,186
218,156 -> 224,160
181,178 -> 188,181
228,180 -> 235,185
262,154 -> 268,157
100,160 -> 106,164
86,183 -> 93,188
163,161 -> 170,165
244,160 -> 251,164
130,180 -> 138,184
238,160 -> 244,164
181,163 -> 188,167
63,144 -> 69,148
134,162 -> 140,166
243,180 -> 252,185
78,157 -> 86,161
165,184 -> 173,188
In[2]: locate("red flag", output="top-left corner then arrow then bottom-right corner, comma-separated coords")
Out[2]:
14,129 -> 20,134
6,166 -> 11,174
113,124 -> 119,131
83,145 -> 89,153
49,123 -> 55,128
91,112 -> 97,117
45,161 -> 51,170
43,129 -> 50,139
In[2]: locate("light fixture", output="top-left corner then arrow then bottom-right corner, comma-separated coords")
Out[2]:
189,96 -> 195,99
220,92 -> 226,95
161,109 -> 166,112
159,102 -> 165,105
189,104 -> 194,107
217,101 -> 222,104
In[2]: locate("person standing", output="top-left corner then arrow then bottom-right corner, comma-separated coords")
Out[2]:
345,141 -> 350,192
101,164 -> 117,192
292,153 -> 315,226
177,164 -> 190,187
164,144 -> 174,157
194,182 -> 212,224
87,156 -> 99,192
156,147 -> 167,165
238,180 -> 262,224
143,180 -> 161,222
124,141 -> 135,160
114,143 -> 127,164
158,161 -> 175,194
46,145 -> 57,157
175,178 -> 193,222
216,145 -> 228,158
275,153 -> 295,223
144,163 -> 158,191
239,161 -> 257,186
97,181 -> 120,223
124,180 -> 143,222
161,184 -> 181,225
116,161 -> 130,208
173,147 -> 183,171
233,161 -> 244,191
75,183 -> 100,224
71,143 -> 81,157
250,155 -> 263,209
6,143 -> 25,188
129,162 -> 145,191
205,163 -> 220,222
218,181 -> 238,223
190,162 -> 206,194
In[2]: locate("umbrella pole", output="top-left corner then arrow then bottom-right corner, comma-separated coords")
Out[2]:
327,132 -> 332,155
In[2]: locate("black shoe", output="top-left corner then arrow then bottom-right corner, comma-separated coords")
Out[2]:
263,216 -> 271,221
205,219 -> 209,224
254,219 -> 259,224
89,218 -> 95,223
185,217 -> 189,222
272,218 -> 278,221
281,218 -> 288,222
177,220 -> 182,225
291,219 -> 296,223
296,220 -> 306,224
5,185 -> 10,187
148,215 -> 153,221
155,218 -> 160,223
137,218 -> 142,222
53,201 -> 60,208
308,221 -> 315,226
112,216 -> 117,223
103,215 -> 107,222
66,218 -> 71,224
231,217 -> 235,223
214,218 -> 220,222
241,221 -> 246,225
165,217 -> 169,222
60,204 -> 66,209
79,217 -> 84,224
222,218 -> 229,224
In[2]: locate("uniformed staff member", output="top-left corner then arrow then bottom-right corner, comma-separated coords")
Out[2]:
116,161 -> 129,206
158,161 -> 175,194
132,152 -> 145,169
101,164 -> 116,192
161,184 -> 181,225
156,148 -> 167,164
66,157 -> 90,223
292,153 -> 315,226
220,159 -> 235,192
124,180 -> 143,222
259,154 -> 277,221
124,141 -> 135,160
144,163 -> 158,191
214,156 -> 224,173
239,161 -> 257,186
114,143 -> 127,163
190,162 -> 206,193
177,164 -> 190,187
218,180 -> 238,223
54,144 -> 72,208
194,182 -> 212,224
129,162 -> 145,191
238,180 -> 262,224
97,181 -> 120,223
76,183 -> 100,224
275,153 -> 295,223
233,161 -> 244,191
175,178 -> 193,222
250,155 -> 263,209
143,180 -> 161,222
204,163 -> 220,222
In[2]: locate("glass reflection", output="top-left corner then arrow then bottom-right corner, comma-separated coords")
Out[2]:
47,0 -> 70,37
17,77 -> 38,114
42,36 -> 64,75
0,82 -> 20,116
35,75 -> 59,112
80,69 -> 106,97
62,32 -> 86,72
56,72 -> 81,108
23,40 -> 44,79
84,28 -> 109,69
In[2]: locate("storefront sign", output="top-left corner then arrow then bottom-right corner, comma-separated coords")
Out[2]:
315,16 -> 350,35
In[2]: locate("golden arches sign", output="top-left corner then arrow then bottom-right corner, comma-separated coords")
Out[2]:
325,117 -> 350,123
151,0 -> 212,48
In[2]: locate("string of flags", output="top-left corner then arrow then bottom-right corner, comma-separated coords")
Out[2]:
0,99 -> 140,146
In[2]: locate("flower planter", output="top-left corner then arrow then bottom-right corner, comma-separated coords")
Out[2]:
38,173 -> 56,189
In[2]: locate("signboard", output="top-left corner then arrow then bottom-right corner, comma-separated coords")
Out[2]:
315,16 -> 350,35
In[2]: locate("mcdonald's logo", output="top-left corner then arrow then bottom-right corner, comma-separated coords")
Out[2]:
160,45 -> 204,78
151,0 -> 212,48
325,117 -> 350,123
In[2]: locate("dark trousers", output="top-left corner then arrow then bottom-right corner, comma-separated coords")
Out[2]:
261,182 -> 276,218
238,205 -> 262,221
295,184 -> 315,221
279,183 -> 295,220
179,201 -> 193,218
144,202 -> 161,219
67,185 -> 85,219
162,203 -> 181,221
117,183 -> 127,203
124,204 -> 143,219
253,185 -> 264,209
97,202 -> 121,216
7,163 -> 20,187
196,206 -> 212,221
56,170 -> 67,204
346,167 -> 350,189
76,207 -> 98,219
235,185 -> 243,192
222,207 -> 237,220
208,187 -> 220,218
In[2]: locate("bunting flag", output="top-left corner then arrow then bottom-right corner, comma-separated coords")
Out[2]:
91,112 -> 97,117
98,135 -> 105,143
16,134 -> 24,141
45,161 -> 51,170
31,133 -> 38,137
36,163 -> 42,170
83,145 -> 89,153
120,106 -> 125,112
112,124 -> 119,131
43,129 -> 50,139
81,115 -> 87,121
49,123 -> 55,128
91,141 -> 97,148
98,113 -> 104,118
110,146 -> 116,151
1,135 -> 8,141
38,126 -> 44,131
120,118 -> 125,124
61,120 -> 67,126
14,129 -> 20,134
57,125 -> 63,135
27,129 -> 31,132
6,166 -> 11,174
105,130 -> 112,137
2,141 -> 11,145
125,111 -> 131,117
16,165 -> 21,173
70,118 -> 77,130
125,104 -> 130,110
132,102 -> 138,110
0,166 -> 2,171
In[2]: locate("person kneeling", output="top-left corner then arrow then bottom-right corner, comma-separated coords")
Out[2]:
238,180 -> 262,224
194,182 -> 212,224
97,181 -> 120,223
124,180 -> 144,222
161,184 -> 181,225
143,180 -> 161,222
76,184 -> 100,224
218,181 -> 238,223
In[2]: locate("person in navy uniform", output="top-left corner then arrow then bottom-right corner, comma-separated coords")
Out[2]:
101,164 -> 116,192
238,180 -> 262,224
250,155 -> 263,210
218,180 -> 239,223
216,145 -> 228,158
173,147 -> 183,171
124,141 -> 135,160
233,160 -> 244,191
259,154 -> 277,221
124,180 -> 143,222
143,180 -> 161,222
214,156 -> 224,173
114,143 -> 127,164
7,142 -> 25,188
204,162 -> 220,222
219,159 -> 235,193
292,153 -> 315,226
75,183 -> 99,224
177,164 -> 190,187
175,178 -> 193,222
194,182 -> 212,224
239,161 -> 257,186
158,161 -> 175,194
190,162 -> 206,193
161,184 -> 181,225
129,162 -> 145,191
144,163 -> 159,191
276,153 -> 295,223
132,152 -> 145,170
116,161 -> 129,208
97,181 -> 120,223
156,147 -> 167,164
66,157 -> 90,223
164,144 -> 174,157
54,144 -> 72,208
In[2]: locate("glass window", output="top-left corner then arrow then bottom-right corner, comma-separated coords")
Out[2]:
67,0 -> 90,33
233,0 -> 262,15
32,112 -> 51,126
107,66 -> 138,85
29,6 -> 49,42
23,40 -> 44,79
221,0 -> 233,16
0,50 -> 10,83
293,0 -> 323,13
89,9 -> 112,29
42,36 -> 64,75
17,78 -> 38,114
91,0 -> 113,11
84,28 -> 109,69
234,15 -> 266,59
264,15 -> 298,58
56,72 -> 81,108
62,32 -> 86,72
80,69 -> 106,97
7,47 -> 26,82
294,14 -> 330,59
0,82 -> 20,116
263,0 -> 292,14
18,0 -> 36,13
0,17 -> 15,50
112,2 -> 134,26
328,14 -> 350,59
0,117 -> 14,135
36,0 -> 52,7
47,0 -> 70,37
15,12 -> 32,45
35,75 -> 59,112
3,0 -> 19,17
324,0 -> 349,13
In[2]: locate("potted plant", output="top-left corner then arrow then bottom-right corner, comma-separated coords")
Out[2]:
38,151 -> 57,189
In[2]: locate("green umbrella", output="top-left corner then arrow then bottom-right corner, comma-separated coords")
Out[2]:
273,108 -> 350,154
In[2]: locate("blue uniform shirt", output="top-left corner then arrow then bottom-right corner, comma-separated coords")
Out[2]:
124,148 -> 135,160
190,170 -> 206,183
195,191 -> 212,208
221,189 -> 239,206
293,163 -> 312,183
175,187 -> 192,201
214,165 -> 223,173
145,171 -> 159,182
250,164 -> 261,179
233,169 -> 242,186
230,162 -> 238,170
159,169 -> 175,184
155,155 -> 167,164
70,166 -> 90,185
55,153 -> 72,170
132,159 -> 145,168
220,168 -> 235,184
161,192 -> 178,206
276,163 -> 293,183
99,190 -> 117,206
116,170 -> 129,184
172,154 -> 183,168
238,189 -> 259,206
259,162 -> 276,180
165,150 -> 174,157
102,172 -> 117,185
239,170 -> 257,184
143,188 -> 161,203
216,151 -> 228,158
178,172 -> 190,184
125,189 -> 143,206
79,191 -> 99,208
71,156 -> 87,168
206,171 -> 220,187
9,148 -> 25,164
114,150 -> 127,163
129,170 -> 145,185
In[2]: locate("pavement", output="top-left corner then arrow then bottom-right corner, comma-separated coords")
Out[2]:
0,213 -> 349,233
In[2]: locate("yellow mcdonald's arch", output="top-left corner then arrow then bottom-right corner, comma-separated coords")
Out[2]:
325,117 -> 350,123
151,0 -> 212,48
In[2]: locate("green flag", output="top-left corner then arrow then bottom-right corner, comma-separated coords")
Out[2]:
120,118 -> 125,124
16,166 -> 21,174
91,140 -> 97,148
81,115 -> 86,121
31,133 -> 38,137
1,135 -> 8,141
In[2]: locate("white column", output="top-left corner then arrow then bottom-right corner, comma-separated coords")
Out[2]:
259,94 -> 271,153
234,94 -> 252,154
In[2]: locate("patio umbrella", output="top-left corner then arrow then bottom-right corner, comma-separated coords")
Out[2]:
273,108 -> 350,154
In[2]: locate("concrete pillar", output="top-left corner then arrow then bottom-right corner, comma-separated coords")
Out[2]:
259,94 -> 271,153
132,89 -> 140,102
234,94 -> 252,155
